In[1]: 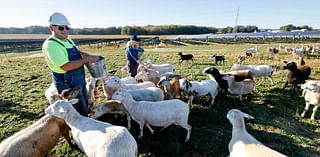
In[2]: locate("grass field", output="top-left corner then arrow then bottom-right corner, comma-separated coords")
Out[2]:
0,42 -> 319,157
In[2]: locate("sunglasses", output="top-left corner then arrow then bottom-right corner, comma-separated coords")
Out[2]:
53,25 -> 70,31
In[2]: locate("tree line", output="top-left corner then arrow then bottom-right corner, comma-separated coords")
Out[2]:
0,24 -> 313,35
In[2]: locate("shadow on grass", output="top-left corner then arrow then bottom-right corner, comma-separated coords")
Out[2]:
0,99 -> 42,120
243,86 -> 320,157
94,89 -> 319,157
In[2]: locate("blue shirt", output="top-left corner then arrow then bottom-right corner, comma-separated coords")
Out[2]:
125,46 -> 139,62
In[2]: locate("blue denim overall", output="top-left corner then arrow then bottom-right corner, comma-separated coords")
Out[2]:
125,46 -> 139,77
49,38 -> 88,116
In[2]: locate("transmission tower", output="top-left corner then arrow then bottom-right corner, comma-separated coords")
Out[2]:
233,7 -> 239,33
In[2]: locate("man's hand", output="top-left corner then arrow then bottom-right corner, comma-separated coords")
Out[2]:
84,55 -> 99,63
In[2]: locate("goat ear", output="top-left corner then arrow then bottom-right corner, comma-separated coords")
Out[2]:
283,61 -> 288,64
242,112 -> 254,119
69,99 -> 79,105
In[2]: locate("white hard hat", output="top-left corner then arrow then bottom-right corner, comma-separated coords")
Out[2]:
49,12 -> 71,25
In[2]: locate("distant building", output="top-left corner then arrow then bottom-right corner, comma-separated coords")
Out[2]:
291,29 -> 307,32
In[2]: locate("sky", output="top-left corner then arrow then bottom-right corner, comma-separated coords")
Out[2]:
0,0 -> 319,29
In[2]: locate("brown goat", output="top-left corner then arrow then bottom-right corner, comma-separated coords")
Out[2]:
0,87 -> 79,157
158,77 -> 181,99
283,61 -> 311,97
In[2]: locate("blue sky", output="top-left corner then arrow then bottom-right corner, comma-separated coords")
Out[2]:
1,0 -> 319,29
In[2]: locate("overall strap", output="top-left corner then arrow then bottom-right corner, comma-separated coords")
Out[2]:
48,38 -> 75,48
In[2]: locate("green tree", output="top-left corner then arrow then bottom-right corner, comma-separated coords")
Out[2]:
280,24 -> 296,31
222,26 -> 233,33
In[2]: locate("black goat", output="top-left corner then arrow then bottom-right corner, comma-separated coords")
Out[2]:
212,55 -> 225,64
283,61 -> 311,97
178,52 -> 194,63
245,52 -> 253,57
203,67 -> 253,95
268,47 -> 279,54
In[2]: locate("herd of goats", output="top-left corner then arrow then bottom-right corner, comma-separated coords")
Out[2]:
0,43 -> 319,157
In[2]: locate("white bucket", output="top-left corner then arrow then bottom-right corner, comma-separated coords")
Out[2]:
86,56 -> 107,78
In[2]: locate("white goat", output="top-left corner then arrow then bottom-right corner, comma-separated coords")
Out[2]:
231,64 -> 274,84
135,69 -> 181,85
45,99 -> 138,157
245,46 -> 258,54
237,55 -> 246,64
103,76 -> 156,99
86,77 -> 97,108
106,76 -> 154,90
45,77 -> 97,105
121,65 -> 129,77
120,76 -> 138,84
138,59 -> 175,75
45,83 -> 58,104
300,80 -> 320,120
179,79 -> 218,108
292,47 -> 305,57
222,75 -> 255,103
301,80 -> 320,92
135,69 -> 161,85
227,109 -> 287,157
112,89 -> 192,142
103,76 -> 152,99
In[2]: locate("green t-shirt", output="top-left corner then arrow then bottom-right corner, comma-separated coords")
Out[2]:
42,36 -> 76,73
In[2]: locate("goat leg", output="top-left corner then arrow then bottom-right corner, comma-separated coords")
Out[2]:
283,81 -> 288,89
291,84 -> 296,97
311,105 -> 319,120
301,102 -> 310,118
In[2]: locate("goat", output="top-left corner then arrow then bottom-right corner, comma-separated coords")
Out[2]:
227,109 -> 287,157
144,59 -> 176,74
222,75 -> 255,104
103,76 -> 155,100
179,78 -> 218,108
246,52 -> 253,57
89,100 -> 133,129
157,77 -> 181,99
0,88 -> 80,157
203,67 -> 253,95
285,47 -> 293,53
212,54 -> 225,64
283,61 -> 311,97
246,46 -> 258,54
45,78 -> 98,106
112,89 -> 192,142
45,99 -> 138,157
300,80 -> 320,120
231,64 -> 274,84
267,47 -> 279,54
135,68 -> 181,85
237,55 -> 246,64
178,52 -> 194,63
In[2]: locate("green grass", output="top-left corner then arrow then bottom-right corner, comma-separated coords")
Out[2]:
0,43 -> 319,157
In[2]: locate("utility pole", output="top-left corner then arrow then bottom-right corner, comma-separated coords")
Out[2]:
233,6 -> 239,33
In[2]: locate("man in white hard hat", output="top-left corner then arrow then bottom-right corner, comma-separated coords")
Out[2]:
42,12 -> 99,116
